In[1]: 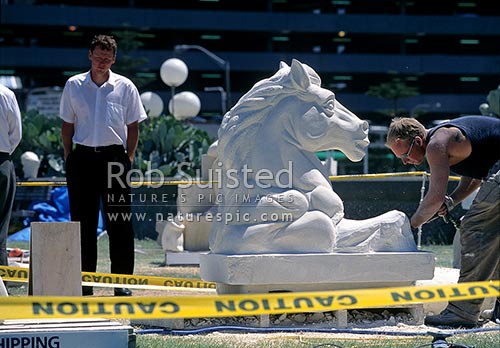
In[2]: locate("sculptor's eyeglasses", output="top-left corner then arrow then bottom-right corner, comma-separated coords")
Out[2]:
400,137 -> 416,160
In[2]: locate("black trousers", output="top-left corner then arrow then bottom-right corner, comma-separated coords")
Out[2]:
0,154 -> 15,266
66,145 -> 134,275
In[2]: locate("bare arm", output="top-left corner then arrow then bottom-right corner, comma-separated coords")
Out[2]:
126,121 -> 139,163
449,176 -> 482,205
434,175 -> 482,217
61,121 -> 74,160
411,137 -> 451,228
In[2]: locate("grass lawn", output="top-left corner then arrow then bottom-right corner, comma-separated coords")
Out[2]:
5,239 -> 499,347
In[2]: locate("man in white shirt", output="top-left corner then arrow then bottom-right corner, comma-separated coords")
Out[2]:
0,83 -> 22,267
60,35 -> 147,296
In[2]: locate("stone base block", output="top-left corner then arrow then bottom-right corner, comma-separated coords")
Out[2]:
165,251 -> 208,266
183,219 -> 211,251
30,222 -> 81,296
200,252 -> 435,294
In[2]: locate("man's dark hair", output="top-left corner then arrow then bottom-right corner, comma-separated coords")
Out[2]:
386,117 -> 426,146
90,35 -> 117,57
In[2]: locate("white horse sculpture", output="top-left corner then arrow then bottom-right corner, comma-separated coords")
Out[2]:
209,59 -> 417,254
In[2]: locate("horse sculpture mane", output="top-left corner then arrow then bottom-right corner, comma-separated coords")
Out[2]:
216,61 -> 322,212
217,61 -> 319,176
209,59 -> 417,255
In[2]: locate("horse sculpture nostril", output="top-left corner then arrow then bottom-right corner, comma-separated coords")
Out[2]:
361,121 -> 369,132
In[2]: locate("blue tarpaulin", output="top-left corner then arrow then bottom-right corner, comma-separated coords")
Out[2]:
8,187 -> 104,242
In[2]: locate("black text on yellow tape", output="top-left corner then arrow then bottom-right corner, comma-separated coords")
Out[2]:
0,265 -> 215,289
81,272 -> 215,289
0,265 -> 28,282
0,281 -> 498,320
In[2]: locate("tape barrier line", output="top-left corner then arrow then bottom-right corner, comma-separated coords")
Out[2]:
0,265 -> 215,289
16,172 -> 461,187
0,265 -> 28,283
81,282 -> 216,292
329,172 -> 461,181
0,281 -> 498,320
15,180 -> 215,187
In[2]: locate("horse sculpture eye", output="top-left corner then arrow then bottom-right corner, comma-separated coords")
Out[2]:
324,101 -> 335,117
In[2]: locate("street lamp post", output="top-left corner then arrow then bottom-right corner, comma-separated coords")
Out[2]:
204,86 -> 227,115
174,44 -> 231,112
160,58 -> 189,117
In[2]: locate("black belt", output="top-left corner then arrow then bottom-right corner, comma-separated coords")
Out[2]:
75,144 -> 125,154
0,152 -> 11,162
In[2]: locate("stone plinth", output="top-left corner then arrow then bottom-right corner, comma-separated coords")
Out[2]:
201,251 -> 435,326
200,251 -> 435,294
29,222 -> 82,296
183,217 -> 212,251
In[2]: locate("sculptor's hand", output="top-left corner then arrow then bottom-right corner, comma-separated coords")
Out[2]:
437,195 -> 454,217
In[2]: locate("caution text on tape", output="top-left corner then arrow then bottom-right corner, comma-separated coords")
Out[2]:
0,281 -> 498,320
0,265 -> 215,289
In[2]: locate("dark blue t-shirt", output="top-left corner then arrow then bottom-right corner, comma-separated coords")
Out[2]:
427,115 -> 500,179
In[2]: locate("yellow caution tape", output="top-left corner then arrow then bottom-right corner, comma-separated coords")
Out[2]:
0,281 -> 497,320
329,172 -> 461,181
15,180 -> 215,187
0,265 -> 215,289
16,172 -> 462,187
0,265 -> 29,282
81,271 -> 215,289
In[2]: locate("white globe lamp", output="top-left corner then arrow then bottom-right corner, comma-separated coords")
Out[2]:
168,91 -> 201,121
140,91 -> 163,118
21,151 -> 41,179
160,58 -> 188,87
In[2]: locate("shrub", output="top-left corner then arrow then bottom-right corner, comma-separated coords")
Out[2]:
12,111 -> 64,178
136,115 -> 213,178
12,111 -> 213,178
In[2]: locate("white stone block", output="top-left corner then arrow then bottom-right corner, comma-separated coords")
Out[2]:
165,251 -> 205,266
183,217 -> 211,251
200,252 -> 435,294
29,222 -> 81,296
159,218 -> 184,252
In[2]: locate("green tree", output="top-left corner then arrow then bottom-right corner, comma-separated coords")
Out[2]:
366,78 -> 419,117
111,29 -> 155,89
12,111 -> 65,177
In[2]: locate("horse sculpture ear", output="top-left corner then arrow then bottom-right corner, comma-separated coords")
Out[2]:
290,59 -> 311,91
279,61 -> 289,69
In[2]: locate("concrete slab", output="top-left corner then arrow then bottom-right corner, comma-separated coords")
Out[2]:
166,251 -> 208,266
200,251 -> 435,294
183,218 -> 211,251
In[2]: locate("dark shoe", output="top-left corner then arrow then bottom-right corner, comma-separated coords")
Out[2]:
425,309 -> 477,328
82,286 -> 93,296
114,288 -> 132,296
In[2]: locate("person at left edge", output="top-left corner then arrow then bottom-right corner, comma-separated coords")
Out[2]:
0,83 -> 22,270
60,35 -> 147,296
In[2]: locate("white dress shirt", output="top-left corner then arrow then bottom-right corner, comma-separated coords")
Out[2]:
0,83 -> 22,154
59,70 -> 147,147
